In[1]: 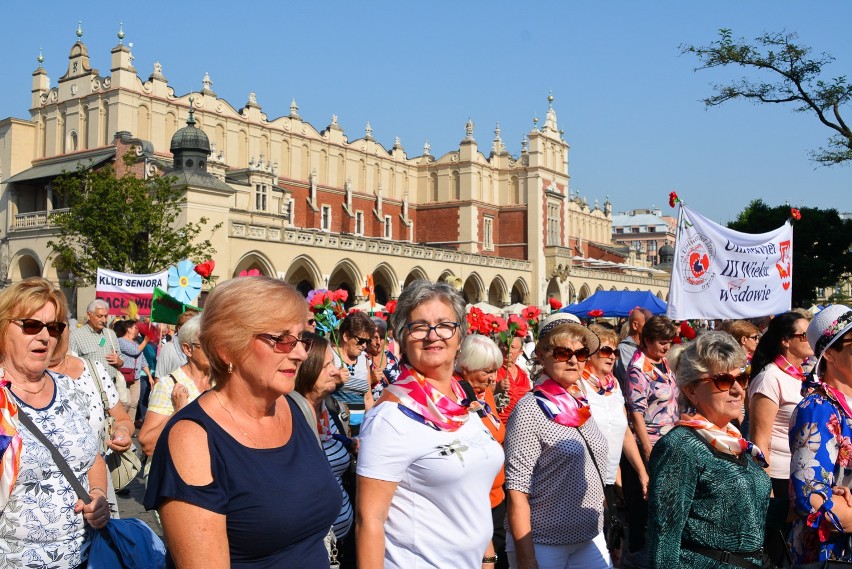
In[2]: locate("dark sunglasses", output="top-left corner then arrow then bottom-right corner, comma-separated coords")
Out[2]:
790,332 -> 808,342
597,346 -> 617,357
10,318 -> 66,338
354,336 -> 371,346
550,346 -> 591,363
256,333 -> 313,354
699,370 -> 749,392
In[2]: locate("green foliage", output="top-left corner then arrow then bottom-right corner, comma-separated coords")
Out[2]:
48,153 -> 221,286
728,199 -> 852,307
681,29 -> 852,165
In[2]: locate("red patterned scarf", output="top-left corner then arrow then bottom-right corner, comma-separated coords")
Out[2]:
384,365 -> 470,432
774,354 -> 805,382
533,377 -> 592,427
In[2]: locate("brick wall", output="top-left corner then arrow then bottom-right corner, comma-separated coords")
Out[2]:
414,206 -> 460,246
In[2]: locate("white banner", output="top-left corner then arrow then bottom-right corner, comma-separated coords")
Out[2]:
95,268 -> 169,316
667,205 -> 792,320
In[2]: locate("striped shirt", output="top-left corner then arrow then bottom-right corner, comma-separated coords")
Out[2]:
322,402 -> 353,540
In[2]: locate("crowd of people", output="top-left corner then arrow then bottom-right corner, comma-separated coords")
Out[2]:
1,274 -> 851,569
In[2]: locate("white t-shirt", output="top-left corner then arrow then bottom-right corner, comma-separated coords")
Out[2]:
357,402 -> 504,569
580,378 -> 628,485
748,362 -> 803,479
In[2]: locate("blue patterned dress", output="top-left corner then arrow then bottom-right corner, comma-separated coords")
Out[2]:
789,382 -> 852,563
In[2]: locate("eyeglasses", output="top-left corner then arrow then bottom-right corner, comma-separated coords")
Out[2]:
699,370 -> 749,392
354,336 -> 371,346
256,333 -> 313,354
746,335 -> 760,341
790,332 -> 809,342
9,319 -> 66,338
307,319 -> 316,326
597,346 -> 617,358
550,346 -> 591,363
405,321 -> 460,340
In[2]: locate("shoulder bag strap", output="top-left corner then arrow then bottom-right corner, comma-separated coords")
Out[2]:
84,357 -> 111,412
575,425 -> 607,494
11,390 -> 91,504
286,392 -> 322,447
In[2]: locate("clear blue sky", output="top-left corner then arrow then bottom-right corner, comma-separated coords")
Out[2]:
1,1 -> 848,223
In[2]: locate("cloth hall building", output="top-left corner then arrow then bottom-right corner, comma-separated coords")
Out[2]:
0,28 -> 669,316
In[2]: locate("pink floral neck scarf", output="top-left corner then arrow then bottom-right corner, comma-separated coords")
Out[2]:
533,377 -> 592,427
581,368 -> 618,396
677,412 -> 768,467
384,365 -> 470,432
775,354 -> 806,382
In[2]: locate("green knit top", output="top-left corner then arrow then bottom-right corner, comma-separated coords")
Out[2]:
648,426 -> 771,569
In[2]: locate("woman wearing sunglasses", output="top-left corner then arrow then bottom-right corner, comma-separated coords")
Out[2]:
0,277 -> 110,568
648,331 -> 771,569
331,311 -> 377,436
504,313 -> 611,569
357,281 -> 503,569
747,311 -> 813,564
144,277 -> 341,568
788,305 -> 852,565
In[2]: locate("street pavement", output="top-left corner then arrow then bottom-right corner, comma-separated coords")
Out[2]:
115,439 -> 162,537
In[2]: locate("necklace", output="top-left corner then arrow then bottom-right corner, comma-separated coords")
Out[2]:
213,391 -> 277,447
10,379 -> 48,395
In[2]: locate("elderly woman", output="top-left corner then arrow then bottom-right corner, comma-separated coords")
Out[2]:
647,331 -> 770,568
747,311 -> 813,563
505,313 -> 611,569
356,280 -> 504,569
366,316 -> 401,401
332,311 -> 377,435
624,314 -> 679,561
113,318 -> 152,424
495,334 -> 531,424
788,305 -> 852,564
48,324 -> 135,517
0,278 -> 109,568
294,332 -> 354,564
138,314 -> 211,458
144,277 -> 341,567
457,334 -> 509,569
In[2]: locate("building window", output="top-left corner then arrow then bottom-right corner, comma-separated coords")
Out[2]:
615,227 -> 624,234
384,215 -> 392,239
483,217 -> 494,251
355,211 -> 364,235
282,198 -> 295,225
649,240 -> 658,252
631,227 -> 640,233
255,184 -> 268,211
546,202 -> 560,246
321,205 -> 332,231
817,287 -> 826,297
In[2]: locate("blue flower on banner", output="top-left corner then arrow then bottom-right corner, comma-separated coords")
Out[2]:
167,259 -> 202,305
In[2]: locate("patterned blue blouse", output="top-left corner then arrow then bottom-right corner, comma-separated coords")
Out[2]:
789,382 -> 852,564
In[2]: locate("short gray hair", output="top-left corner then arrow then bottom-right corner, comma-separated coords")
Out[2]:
177,314 -> 202,347
86,299 -> 109,313
390,280 -> 467,354
675,331 -> 746,412
456,334 -> 503,374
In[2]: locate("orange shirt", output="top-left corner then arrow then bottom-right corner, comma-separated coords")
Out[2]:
479,388 -> 506,508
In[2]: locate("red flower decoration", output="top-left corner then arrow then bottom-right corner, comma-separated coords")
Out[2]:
385,299 -> 397,314
466,307 -> 485,334
239,268 -> 261,277
194,260 -> 215,278
521,305 -> 541,322
485,314 -> 508,335
587,309 -> 604,318
669,191 -> 679,208
331,289 -> 349,303
679,320 -> 697,340
548,298 -> 563,310
508,314 -> 529,338
791,207 -> 802,221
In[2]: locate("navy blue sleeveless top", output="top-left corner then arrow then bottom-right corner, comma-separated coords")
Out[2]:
144,395 -> 341,568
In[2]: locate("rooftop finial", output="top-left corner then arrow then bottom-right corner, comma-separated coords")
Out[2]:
187,96 -> 196,126
548,90 -> 554,108
76,20 -> 83,39
117,22 -> 125,45
37,47 -> 44,67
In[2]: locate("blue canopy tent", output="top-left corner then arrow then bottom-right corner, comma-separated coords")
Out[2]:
560,290 -> 667,318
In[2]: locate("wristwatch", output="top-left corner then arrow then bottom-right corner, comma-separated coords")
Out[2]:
482,555 -> 498,564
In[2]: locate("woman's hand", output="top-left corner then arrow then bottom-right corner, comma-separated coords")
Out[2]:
351,436 -> 361,455
640,471 -> 650,501
171,384 -> 190,411
106,426 -> 132,453
75,493 -> 110,529
833,486 -> 852,508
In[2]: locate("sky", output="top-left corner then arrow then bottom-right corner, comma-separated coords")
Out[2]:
0,1 -> 848,224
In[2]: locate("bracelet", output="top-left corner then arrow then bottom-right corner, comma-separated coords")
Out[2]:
482,555 -> 498,564
113,425 -> 130,433
89,486 -> 107,497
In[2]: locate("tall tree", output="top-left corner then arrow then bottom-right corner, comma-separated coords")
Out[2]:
728,199 -> 852,307
681,29 -> 852,165
48,154 -> 221,285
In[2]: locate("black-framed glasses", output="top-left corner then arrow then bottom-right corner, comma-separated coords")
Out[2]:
406,321 -> 460,340
354,336 -> 371,346
699,370 -> 749,392
597,346 -> 617,357
256,333 -> 313,354
9,319 -> 66,338
746,334 -> 760,341
307,318 -> 316,326
550,346 -> 591,363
